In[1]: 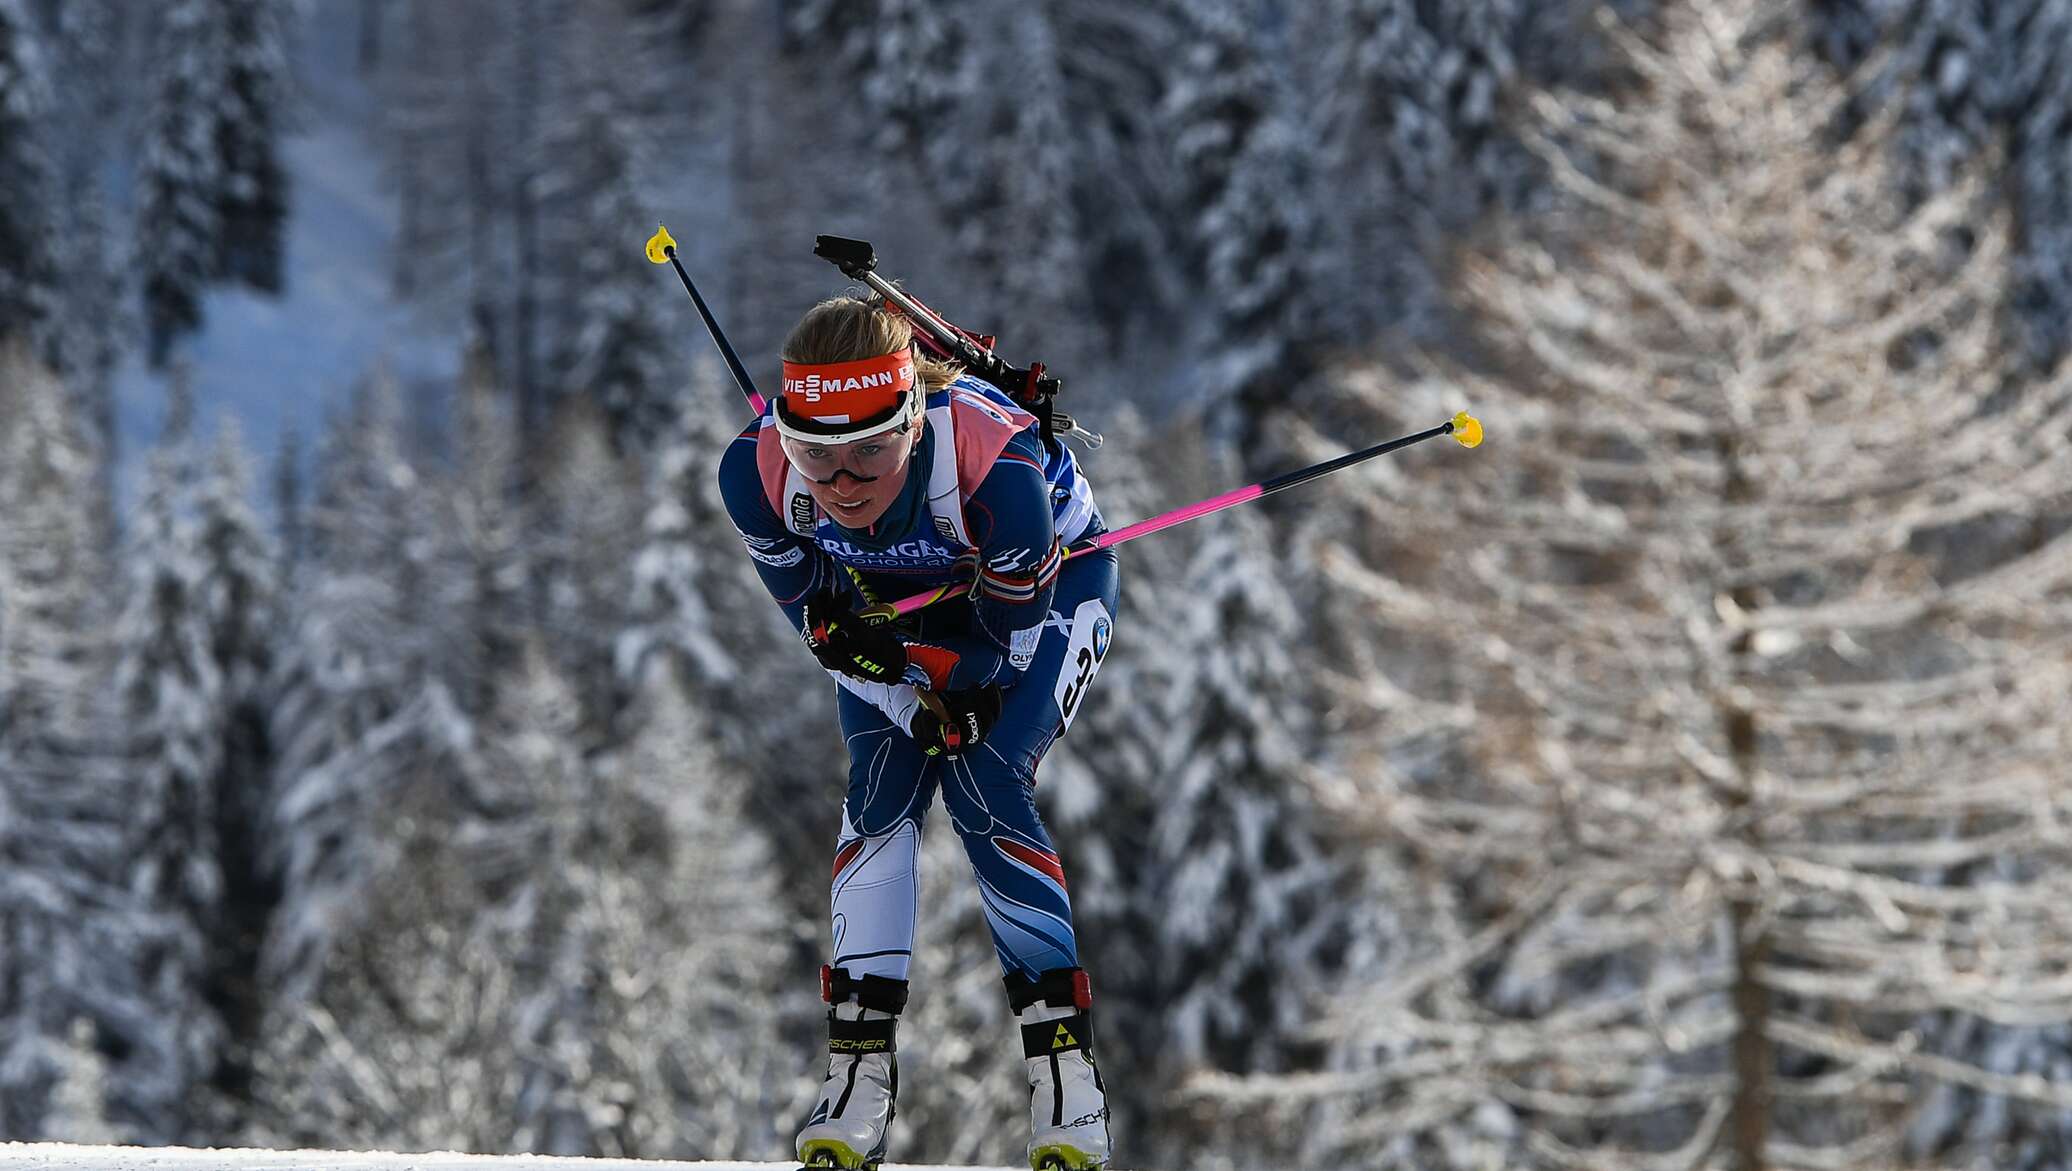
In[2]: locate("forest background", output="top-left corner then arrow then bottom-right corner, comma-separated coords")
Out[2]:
4,1 -> 2072,1169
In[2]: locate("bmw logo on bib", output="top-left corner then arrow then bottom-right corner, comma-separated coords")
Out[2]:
1091,616 -> 1111,661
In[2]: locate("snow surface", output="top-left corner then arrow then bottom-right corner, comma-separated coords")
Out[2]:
0,1146 -> 1016,1171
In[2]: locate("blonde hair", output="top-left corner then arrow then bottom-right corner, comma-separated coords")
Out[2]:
781,294 -> 962,392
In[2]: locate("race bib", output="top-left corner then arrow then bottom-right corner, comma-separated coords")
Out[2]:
1051,599 -> 1113,735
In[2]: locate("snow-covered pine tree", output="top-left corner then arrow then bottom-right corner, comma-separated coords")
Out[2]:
619,361 -> 833,881
137,0 -> 226,366
1159,0 -> 1321,456
1305,0 -> 1528,345
434,343 -> 526,717
187,420 -> 280,1122
109,429 -> 228,1140
1147,501 -> 1344,1084
129,0 -> 293,353
211,0 -> 291,295
916,5 -> 1087,346
253,635 -> 792,1159
43,1018 -> 120,1145
0,350 -> 101,755
0,0 -> 60,351
530,397 -> 640,727
545,4 -> 679,455
1045,3 -> 1190,357
259,368 -> 458,1004
40,0 -> 128,454
189,419 -> 275,748
616,371 -> 740,702
1993,4 -> 2072,363
1199,4 -> 2072,1167
602,652 -> 793,1158
103,415 -> 280,1140
1807,1 -> 2072,363
468,639 -> 606,1157
271,426 -> 303,580
0,345 -> 138,1141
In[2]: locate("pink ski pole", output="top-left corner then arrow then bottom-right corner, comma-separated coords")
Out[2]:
861,411 -> 1484,623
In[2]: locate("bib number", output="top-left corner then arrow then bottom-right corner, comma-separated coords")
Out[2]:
1052,599 -> 1113,734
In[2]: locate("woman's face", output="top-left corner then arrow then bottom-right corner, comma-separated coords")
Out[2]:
788,422 -> 924,530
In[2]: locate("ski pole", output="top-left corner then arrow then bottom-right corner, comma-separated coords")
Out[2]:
860,411 -> 1485,622
646,224 -> 766,414
813,235 -> 965,357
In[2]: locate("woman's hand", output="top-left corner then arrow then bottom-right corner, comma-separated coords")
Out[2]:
910,685 -> 1003,758
801,592 -> 909,684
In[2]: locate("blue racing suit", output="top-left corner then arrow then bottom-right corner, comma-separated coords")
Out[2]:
718,376 -> 1119,985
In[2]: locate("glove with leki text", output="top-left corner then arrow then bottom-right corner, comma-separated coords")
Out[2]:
910,684 -> 1003,758
801,592 -> 908,684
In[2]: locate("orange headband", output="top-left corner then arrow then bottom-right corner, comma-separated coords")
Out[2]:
779,349 -> 916,424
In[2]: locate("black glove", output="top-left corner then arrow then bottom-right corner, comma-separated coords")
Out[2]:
802,592 -> 909,684
910,685 -> 1003,758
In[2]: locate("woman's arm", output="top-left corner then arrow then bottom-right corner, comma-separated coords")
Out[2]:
899,427 -> 1062,693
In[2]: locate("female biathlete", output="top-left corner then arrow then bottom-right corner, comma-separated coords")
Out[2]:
717,294 -> 1118,1171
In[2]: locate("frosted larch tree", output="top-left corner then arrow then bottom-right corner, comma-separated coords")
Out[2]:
1195,3 -> 2072,1169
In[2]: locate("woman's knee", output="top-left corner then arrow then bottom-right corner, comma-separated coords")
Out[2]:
844,732 -> 934,835
939,755 -> 1046,838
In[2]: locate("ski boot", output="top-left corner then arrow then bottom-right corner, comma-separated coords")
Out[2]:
1010,967 -> 1111,1171
796,965 -> 908,1170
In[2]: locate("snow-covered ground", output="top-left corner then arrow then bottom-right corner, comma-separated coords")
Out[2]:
0,1146 -> 1017,1171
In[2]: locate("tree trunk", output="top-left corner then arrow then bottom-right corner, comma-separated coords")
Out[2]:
1718,431 -> 1771,1171
1726,807 -> 1773,1171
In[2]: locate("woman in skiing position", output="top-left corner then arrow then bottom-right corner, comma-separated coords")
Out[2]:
718,294 -> 1119,1171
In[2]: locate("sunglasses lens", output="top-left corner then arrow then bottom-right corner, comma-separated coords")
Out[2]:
781,425 -> 909,484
